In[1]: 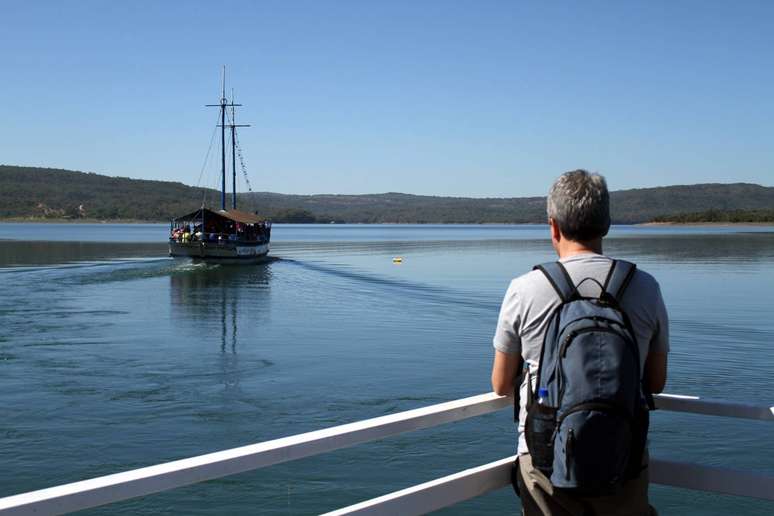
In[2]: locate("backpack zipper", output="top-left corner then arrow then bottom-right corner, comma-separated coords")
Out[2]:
550,401 -> 632,444
559,325 -> 630,358
566,428 -> 575,480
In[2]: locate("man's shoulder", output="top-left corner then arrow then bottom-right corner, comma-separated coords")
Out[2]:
506,257 -> 662,297
512,257 -> 662,295
628,265 -> 661,294
612,262 -> 665,316
504,268 -> 556,306
509,268 -> 549,292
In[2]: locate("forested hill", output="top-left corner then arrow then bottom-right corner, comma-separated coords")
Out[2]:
1,165 -> 773,224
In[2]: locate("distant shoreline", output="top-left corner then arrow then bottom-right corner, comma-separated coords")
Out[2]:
0,218 -> 545,225
0,217 -> 160,224
638,221 -> 774,227
2,218 -> 774,227
4,166 -> 774,225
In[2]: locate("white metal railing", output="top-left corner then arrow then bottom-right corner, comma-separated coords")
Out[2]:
0,392 -> 771,515
323,456 -> 774,516
654,392 -> 774,420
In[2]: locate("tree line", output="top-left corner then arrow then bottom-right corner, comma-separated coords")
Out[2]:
1,165 -> 773,224
652,209 -> 774,223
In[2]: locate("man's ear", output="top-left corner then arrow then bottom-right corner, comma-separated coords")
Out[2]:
548,218 -> 561,242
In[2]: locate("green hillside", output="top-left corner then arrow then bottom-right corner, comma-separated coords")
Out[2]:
1,165 -> 772,224
0,166 -> 208,221
610,183 -> 774,223
652,209 -> 774,223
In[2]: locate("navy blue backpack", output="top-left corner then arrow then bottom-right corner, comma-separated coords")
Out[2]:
524,259 -> 651,495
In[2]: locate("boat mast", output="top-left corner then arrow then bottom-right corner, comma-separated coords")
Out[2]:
206,66 -> 241,211
229,89 -> 249,210
231,92 -> 236,210
221,71 -> 226,211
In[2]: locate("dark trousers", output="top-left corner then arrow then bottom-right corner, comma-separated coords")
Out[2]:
513,454 -> 656,516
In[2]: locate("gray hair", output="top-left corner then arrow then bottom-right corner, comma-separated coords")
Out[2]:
547,170 -> 610,241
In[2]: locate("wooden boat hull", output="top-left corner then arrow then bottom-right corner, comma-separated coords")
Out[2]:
169,241 -> 270,264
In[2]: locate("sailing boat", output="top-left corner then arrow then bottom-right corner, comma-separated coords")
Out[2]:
169,69 -> 271,263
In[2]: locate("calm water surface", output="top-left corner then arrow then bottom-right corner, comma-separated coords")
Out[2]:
1,224 -> 773,515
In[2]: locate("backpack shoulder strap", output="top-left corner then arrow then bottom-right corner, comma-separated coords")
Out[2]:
602,259 -> 637,301
533,261 -> 577,302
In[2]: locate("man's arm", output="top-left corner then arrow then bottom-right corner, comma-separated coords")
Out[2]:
644,280 -> 670,394
491,350 -> 523,396
643,351 -> 667,394
491,279 -> 523,395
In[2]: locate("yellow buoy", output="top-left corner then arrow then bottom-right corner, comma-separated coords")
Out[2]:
392,256 -> 403,263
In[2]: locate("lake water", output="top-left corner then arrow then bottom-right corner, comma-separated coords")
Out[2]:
1,224 -> 773,515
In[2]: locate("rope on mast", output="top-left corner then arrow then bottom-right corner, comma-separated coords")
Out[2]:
224,106 -> 255,211
233,130 -> 253,193
196,110 -> 223,207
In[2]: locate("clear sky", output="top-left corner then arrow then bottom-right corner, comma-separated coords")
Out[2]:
1,1 -> 772,197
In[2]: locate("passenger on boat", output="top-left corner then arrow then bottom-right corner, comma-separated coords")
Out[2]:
491,170 -> 669,516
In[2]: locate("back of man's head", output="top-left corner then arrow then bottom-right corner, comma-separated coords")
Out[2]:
547,170 -> 610,242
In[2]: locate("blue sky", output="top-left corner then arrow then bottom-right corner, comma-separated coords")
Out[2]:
1,1 -> 772,196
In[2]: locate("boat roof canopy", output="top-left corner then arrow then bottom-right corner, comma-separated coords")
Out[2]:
174,208 -> 266,224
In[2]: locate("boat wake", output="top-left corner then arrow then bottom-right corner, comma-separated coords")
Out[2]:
0,257 -> 172,275
0,256 -> 218,285
280,258 -> 499,314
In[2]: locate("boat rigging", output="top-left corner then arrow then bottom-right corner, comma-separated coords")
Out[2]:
168,67 -> 271,263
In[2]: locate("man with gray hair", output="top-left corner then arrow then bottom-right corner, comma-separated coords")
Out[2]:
491,170 -> 669,515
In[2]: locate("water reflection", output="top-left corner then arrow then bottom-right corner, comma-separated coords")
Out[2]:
606,232 -> 774,264
0,241 -> 167,268
169,263 -> 273,390
221,289 -> 237,355
273,232 -> 774,266
169,263 -> 273,340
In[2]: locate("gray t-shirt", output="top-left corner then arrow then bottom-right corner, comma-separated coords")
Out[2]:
492,252 -> 669,455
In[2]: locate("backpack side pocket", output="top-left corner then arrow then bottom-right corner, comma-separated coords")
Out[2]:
525,402 -> 557,476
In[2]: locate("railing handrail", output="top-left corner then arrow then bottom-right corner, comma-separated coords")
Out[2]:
324,456 -> 774,516
654,393 -> 774,420
0,393 -> 509,516
0,392 -> 771,515
322,456 -> 517,516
